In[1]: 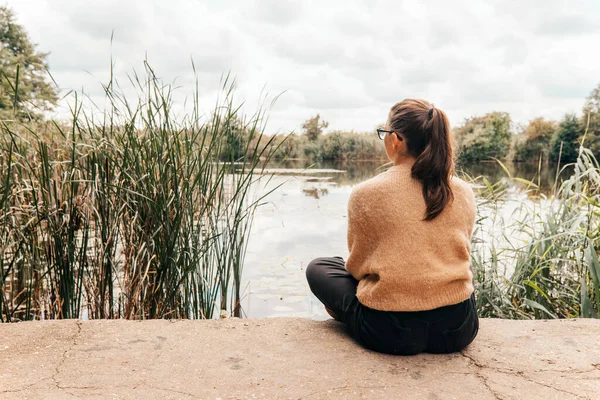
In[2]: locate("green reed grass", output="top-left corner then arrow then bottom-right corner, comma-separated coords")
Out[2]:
468,147 -> 600,319
0,62 -> 282,321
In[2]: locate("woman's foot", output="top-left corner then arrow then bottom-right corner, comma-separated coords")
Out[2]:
325,306 -> 342,322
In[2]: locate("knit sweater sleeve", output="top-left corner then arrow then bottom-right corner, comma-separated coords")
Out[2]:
345,186 -> 372,280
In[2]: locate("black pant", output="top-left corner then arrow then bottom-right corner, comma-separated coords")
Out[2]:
306,256 -> 479,355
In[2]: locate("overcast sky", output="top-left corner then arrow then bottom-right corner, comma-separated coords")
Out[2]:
7,0 -> 600,133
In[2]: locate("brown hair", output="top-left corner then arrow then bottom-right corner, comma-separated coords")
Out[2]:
388,99 -> 454,220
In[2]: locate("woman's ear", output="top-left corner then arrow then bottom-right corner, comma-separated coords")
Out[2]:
392,133 -> 403,150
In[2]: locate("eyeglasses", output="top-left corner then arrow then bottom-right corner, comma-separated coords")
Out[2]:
376,128 -> 396,140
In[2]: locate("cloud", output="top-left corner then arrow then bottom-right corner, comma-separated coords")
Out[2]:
5,0 -> 600,132
249,0 -> 305,26
536,13 -> 598,36
63,0 -> 148,44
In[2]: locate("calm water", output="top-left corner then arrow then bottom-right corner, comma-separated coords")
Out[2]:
240,160 -> 562,320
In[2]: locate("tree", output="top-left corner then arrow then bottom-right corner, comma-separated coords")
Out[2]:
550,114 -> 582,164
301,114 -> 328,141
220,115 -> 249,161
453,112 -> 512,162
0,6 -> 58,121
512,117 -> 556,162
581,82 -> 600,156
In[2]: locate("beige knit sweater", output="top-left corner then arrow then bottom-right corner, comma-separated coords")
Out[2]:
345,163 -> 477,312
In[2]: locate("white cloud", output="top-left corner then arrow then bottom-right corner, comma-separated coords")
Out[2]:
6,0 -> 600,132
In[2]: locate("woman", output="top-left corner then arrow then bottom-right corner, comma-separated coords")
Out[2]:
305,99 -> 478,355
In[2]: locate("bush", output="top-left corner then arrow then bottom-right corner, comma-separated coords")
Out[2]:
321,131 -> 385,161
454,112 -> 512,163
269,130 -> 386,162
511,118 -> 556,162
271,134 -> 308,160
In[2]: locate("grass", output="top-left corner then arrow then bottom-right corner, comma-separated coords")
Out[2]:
0,62 -> 282,321
468,146 -> 600,319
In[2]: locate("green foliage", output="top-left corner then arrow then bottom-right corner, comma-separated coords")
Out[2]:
454,112 -> 512,163
269,130 -> 386,162
512,118 -> 556,162
302,138 -> 324,160
270,133 -> 308,160
550,114 -> 582,164
301,114 -> 328,141
0,6 -> 58,122
321,130 -> 383,161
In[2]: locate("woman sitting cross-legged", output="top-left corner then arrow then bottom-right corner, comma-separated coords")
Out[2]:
306,99 -> 478,355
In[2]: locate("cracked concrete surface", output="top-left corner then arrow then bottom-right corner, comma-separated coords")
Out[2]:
1,318 -> 599,399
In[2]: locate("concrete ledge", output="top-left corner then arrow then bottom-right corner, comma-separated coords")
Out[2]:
1,318 -> 599,399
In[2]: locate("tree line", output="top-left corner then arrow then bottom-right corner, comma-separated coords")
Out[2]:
258,96 -> 593,164
454,108 -> 586,165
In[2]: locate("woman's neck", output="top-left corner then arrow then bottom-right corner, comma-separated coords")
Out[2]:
393,154 -> 417,167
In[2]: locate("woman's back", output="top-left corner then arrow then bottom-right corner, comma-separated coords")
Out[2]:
345,163 -> 477,312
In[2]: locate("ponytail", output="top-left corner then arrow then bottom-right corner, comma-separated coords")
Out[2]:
389,100 -> 454,220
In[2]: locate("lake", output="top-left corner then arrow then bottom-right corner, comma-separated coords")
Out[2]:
240,159 -> 563,320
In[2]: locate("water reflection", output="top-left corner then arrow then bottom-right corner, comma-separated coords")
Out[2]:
265,159 -> 572,192
241,160 -> 574,320
457,161 -> 573,194
303,188 -> 329,199
263,159 -> 386,187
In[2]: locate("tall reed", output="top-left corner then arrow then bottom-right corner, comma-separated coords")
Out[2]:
0,62 -> 281,321
469,147 -> 600,319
